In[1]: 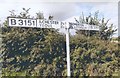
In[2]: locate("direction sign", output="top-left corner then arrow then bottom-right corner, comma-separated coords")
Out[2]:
69,22 -> 99,31
8,17 -> 37,27
37,19 -> 67,29
8,17 -> 67,29
8,17 -> 99,31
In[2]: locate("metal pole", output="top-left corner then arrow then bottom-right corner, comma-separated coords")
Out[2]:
66,28 -> 71,77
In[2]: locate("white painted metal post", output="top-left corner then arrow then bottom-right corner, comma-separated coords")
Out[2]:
66,28 -> 71,77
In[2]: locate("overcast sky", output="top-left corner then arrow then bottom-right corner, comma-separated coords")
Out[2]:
0,0 -> 119,37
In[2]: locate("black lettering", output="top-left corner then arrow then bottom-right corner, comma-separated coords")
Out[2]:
24,20 -> 27,25
18,19 -> 23,25
39,20 -> 44,23
28,20 -> 32,26
32,20 -> 35,26
11,19 -> 16,25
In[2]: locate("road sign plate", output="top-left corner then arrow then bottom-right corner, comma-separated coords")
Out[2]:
37,19 -> 67,29
8,17 -> 67,29
8,17 -> 99,31
8,17 -> 37,27
69,22 -> 99,31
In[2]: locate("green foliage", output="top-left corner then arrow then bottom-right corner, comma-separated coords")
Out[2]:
76,11 -> 117,40
70,35 -> 120,76
2,8 -> 66,76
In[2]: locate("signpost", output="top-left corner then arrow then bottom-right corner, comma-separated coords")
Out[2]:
8,17 -> 99,77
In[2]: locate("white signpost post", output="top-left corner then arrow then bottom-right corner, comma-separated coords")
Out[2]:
8,17 -> 99,77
